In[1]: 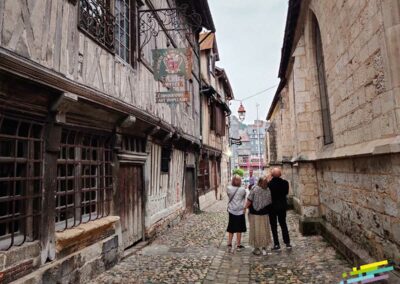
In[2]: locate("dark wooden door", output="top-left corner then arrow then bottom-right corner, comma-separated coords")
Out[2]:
119,164 -> 143,249
185,168 -> 195,213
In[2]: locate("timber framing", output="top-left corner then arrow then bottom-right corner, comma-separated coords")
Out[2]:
0,47 -> 200,147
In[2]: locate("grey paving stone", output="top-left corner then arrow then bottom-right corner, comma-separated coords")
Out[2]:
89,199 -> 351,284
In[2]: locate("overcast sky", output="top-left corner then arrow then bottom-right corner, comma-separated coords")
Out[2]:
208,0 -> 288,124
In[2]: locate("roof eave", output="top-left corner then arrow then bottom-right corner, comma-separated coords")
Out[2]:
277,0 -> 302,79
267,0 -> 302,120
190,0 -> 216,32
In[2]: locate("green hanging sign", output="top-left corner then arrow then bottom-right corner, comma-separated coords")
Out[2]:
152,48 -> 192,81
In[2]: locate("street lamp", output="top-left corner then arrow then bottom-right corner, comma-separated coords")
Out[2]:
238,103 -> 246,122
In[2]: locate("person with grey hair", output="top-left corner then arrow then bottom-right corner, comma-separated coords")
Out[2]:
245,176 -> 273,256
268,167 -> 291,250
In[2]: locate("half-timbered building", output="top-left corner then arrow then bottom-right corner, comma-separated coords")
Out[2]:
0,0 -> 215,282
198,32 -> 233,209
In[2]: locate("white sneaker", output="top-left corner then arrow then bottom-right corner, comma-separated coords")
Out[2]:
262,249 -> 267,256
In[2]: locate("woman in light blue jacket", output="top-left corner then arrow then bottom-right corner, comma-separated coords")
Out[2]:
226,175 -> 247,251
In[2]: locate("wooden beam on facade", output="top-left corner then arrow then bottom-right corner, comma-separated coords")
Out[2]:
0,48 -> 196,138
162,132 -> 174,143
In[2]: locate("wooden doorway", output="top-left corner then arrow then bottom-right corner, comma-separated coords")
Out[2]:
185,167 -> 195,213
119,164 -> 143,249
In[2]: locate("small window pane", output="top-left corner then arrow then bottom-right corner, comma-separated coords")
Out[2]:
114,0 -> 131,63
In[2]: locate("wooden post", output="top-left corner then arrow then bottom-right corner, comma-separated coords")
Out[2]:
41,113 -> 62,264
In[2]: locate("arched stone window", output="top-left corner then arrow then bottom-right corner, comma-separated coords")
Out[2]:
313,15 -> 333,144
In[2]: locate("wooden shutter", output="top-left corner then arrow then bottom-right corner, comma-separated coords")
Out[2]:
210,104 -> 215,131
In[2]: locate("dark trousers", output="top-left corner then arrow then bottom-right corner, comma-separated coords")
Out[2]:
269,210 -> 290,246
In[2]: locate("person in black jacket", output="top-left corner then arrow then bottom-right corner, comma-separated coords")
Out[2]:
268,167 -> 291,250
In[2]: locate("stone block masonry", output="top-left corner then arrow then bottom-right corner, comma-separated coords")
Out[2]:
0,242 -> 41,284
13,218 -> 123,284
317,154 -> 400,270
266,0 -> 400,274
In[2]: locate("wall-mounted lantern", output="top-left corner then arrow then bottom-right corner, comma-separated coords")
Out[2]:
238,103 -> 246,122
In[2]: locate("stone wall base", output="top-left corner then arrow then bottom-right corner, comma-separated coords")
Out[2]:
0,242 -> 41,283
287,196 -> 294,210
145,208 -> 186,242
199,190 -> 218,211
319,220 -> 400,282
15,235 -> 122,284
299,217 -> 321,236
292,196 -> 302,215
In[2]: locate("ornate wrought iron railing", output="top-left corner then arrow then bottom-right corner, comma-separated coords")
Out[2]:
138,4 -> 202,58
78,0 -> 115,52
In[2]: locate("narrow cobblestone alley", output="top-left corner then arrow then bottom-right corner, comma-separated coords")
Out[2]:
91,199 -> 351,284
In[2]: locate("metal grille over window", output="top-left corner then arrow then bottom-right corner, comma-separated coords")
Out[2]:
56,129 -> 113,231
0,115 -> 43,250
79,0 -> 115,52
115,0 -> 131,62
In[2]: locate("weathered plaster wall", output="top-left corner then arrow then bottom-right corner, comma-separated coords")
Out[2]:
145,143 -> 186,231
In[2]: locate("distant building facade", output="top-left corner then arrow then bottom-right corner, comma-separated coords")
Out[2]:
266,0 -> 400,272
230,117 -> 268,176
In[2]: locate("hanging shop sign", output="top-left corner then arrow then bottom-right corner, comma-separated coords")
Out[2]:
152,48 -> 193,104
161,74 -> 185,89
156,91 -> 190,103
152,48 -> 192,81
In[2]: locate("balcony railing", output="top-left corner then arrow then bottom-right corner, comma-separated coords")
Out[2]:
79,0 -> 115,52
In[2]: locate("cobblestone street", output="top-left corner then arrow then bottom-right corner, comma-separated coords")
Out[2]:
91,198 -> 351,284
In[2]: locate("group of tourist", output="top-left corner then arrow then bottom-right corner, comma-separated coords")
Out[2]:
226,168 -> 291,255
